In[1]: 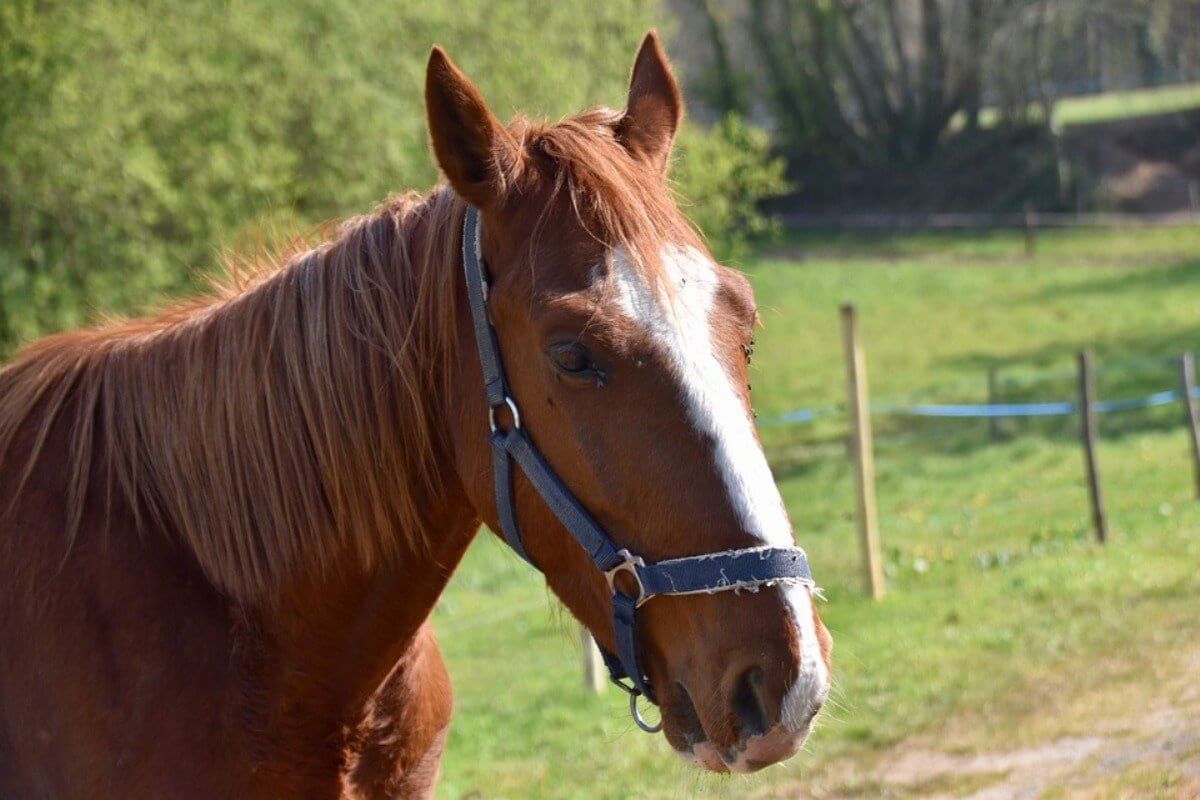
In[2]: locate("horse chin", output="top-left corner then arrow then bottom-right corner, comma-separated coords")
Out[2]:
662,683 -> 816,774
673,722 -> 812,774
658,666 -> 820,773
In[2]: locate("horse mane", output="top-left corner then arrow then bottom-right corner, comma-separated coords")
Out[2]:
0,107 -> 697,601
507,108 -> 700,292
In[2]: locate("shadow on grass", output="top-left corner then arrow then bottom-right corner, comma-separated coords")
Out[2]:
767,381 -> 1193,476
1012,256 -> 1200,301
770,231 -> 1200,268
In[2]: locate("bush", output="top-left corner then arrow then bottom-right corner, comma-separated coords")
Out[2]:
674,114 -> 790,264
0,1 -> 785,354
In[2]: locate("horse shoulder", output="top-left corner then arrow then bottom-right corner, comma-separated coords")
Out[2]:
339,623 -> 454,800
0,406 -> 250,798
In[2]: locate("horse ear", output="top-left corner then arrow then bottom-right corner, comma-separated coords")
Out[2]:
425,47 -> 514,208
617,31 -> 683,173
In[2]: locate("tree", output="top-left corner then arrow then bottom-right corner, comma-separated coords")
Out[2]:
0,0 -> 787,354
744,0 -> 1042,166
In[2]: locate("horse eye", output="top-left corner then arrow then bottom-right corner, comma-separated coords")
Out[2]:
549,343 -> 592,375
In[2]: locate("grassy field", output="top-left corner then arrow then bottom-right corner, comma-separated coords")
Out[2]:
434,226 -> 1200,799
1053,81 -> 1200,126
960,80 -> 1200,129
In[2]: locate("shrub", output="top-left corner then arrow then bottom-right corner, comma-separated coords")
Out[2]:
0,1 -> 785,353
674,114 -> 790,264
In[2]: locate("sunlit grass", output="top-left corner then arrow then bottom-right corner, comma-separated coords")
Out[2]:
1053,81 -> 1200,127
950,81 -> 1200,130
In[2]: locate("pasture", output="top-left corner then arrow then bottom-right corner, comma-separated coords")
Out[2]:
435,225 -> 1200,799
965,80 -> 1200,129
1052,81 -> 1200,126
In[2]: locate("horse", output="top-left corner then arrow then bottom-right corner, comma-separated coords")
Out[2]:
0,31 -> 832,798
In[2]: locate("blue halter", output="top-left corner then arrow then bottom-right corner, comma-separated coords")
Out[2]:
460,207 -> 815,732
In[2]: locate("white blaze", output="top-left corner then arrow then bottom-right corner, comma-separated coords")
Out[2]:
610,246 -> 829,733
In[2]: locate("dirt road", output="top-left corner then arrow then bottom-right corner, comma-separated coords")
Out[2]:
761,642 -> 1200,799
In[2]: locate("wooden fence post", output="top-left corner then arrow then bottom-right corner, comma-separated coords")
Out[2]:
987,365 -> 1002,441
1023,202 -> 1037,258
1179,352 -> 1200,499
1077,350 -> 1108,544
841,304 -> 885,600
580,626 -> 606,694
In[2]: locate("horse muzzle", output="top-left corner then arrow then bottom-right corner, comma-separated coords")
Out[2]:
654,586 -> 832,773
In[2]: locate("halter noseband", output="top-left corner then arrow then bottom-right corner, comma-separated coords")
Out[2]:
461,207 -> 815,732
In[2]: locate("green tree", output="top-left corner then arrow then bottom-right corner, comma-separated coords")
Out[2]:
674,115 -> 789,263
0,0 -> 786,353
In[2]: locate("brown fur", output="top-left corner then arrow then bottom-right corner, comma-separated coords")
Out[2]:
0,32 -> 830,797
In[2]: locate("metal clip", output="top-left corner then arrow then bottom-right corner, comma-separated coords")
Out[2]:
488,396 -> 521,433
604,549 -> 648,607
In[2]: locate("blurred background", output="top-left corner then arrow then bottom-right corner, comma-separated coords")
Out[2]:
3,1 -> 1200,797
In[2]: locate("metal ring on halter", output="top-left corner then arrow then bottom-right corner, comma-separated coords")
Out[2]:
629,691 -> 663,733
488,396 -> 521,433
604,549 -> 648,607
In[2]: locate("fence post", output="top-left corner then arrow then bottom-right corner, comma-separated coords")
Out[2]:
1077,350 -> 1108,544
1023,202 -> 1037,258
841,304 -> 885,600
1179,352 -> 1200,499
987,364 -> 1002,441
579,626 -> 606,694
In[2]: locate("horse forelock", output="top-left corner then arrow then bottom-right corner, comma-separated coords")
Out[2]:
503,108 -> 702,295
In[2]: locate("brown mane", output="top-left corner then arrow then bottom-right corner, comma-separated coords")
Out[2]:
506,108 -> 699,282
0,108 -> 695,602
0,188 -> 466,600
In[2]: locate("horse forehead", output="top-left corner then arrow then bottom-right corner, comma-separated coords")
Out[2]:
604,245 -> 721,331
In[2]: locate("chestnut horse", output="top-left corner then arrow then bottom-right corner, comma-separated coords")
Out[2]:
0,32 -> 831,798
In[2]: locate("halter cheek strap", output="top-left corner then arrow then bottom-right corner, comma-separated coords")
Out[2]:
460,206 -> 815,731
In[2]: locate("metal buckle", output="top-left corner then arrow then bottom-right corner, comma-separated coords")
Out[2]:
488,396 -> 521,433
605,549 -> 648,607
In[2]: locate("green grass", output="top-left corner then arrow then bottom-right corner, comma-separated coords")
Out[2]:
1053,81 -> 1200,127
434,226 -> 1200,799
955,80 -> 1200,129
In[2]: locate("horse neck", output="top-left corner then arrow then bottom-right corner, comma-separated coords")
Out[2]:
216,195 -> 484,719
258,500 -> 479,729
104,192 -> 471,587
1,190 -> 485,747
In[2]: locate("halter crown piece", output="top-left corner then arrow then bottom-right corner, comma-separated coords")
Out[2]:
461,207 -> 815,732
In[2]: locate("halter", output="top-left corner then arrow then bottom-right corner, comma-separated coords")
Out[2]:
461,207 -> 815,732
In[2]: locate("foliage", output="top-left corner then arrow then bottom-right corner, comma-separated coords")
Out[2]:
673,114 -> 789,263
677,0 -> 750,116
0,0 -> 786,355
683,1 -> 1200,210
742,0 -> 1007,167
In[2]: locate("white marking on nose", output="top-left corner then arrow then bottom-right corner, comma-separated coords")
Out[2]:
609,246 -> 828,731
781,583 -> 829,732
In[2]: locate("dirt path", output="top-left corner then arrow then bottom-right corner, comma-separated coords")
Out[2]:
881,703 -> 1200,800
759,645 -> 1200,799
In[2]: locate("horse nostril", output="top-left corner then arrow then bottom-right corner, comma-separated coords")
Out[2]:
731,666 -> 772,739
